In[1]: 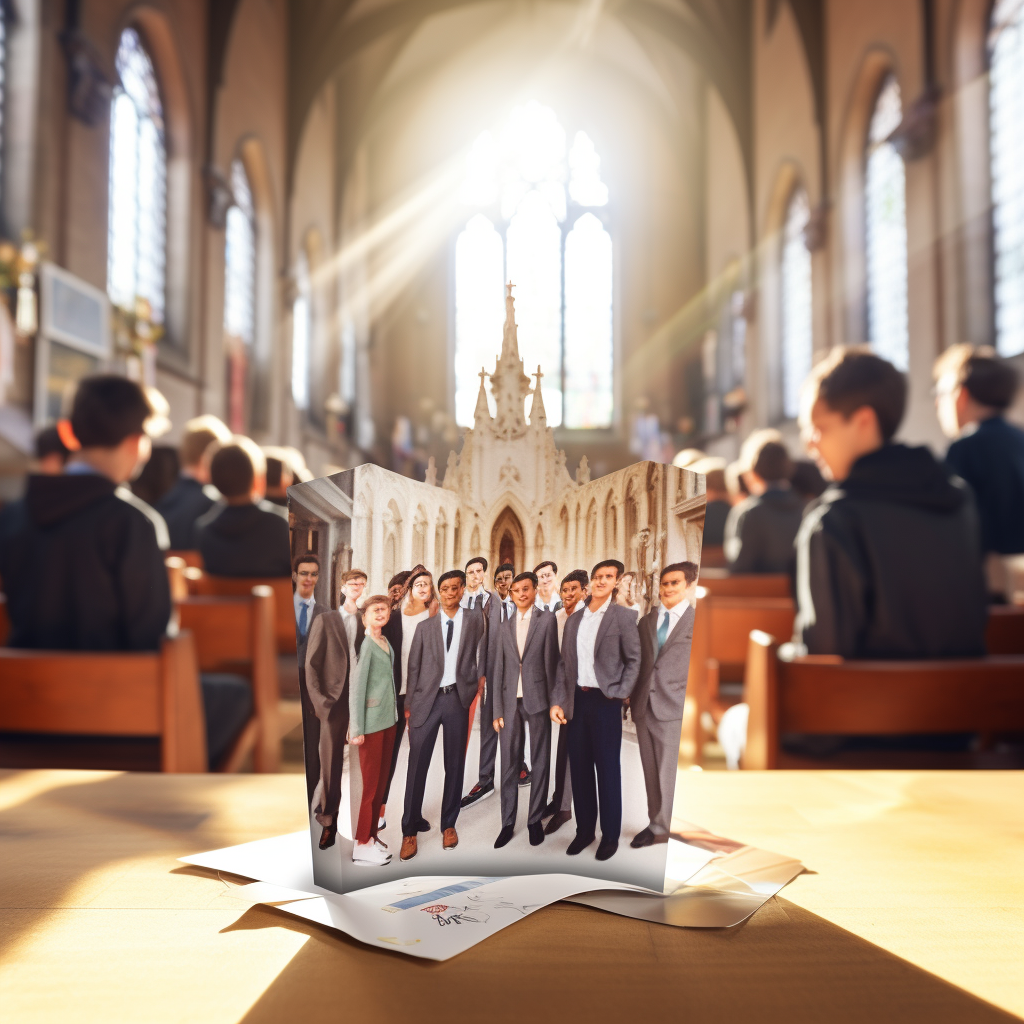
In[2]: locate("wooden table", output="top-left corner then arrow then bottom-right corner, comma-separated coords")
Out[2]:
1,770 -> 1021,1023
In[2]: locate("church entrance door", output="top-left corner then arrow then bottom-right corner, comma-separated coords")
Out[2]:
490,506 -> 525,575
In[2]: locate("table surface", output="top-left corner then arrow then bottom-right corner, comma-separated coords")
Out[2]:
1,769 -> 1021,1024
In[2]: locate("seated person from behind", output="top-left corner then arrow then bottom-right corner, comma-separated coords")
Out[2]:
689,458 -> 729,547
795,347 -> 987,659
0,376 -> 250,765
33,425 -> 70,475
934,344 -> 1024,593
195,438 -> 292,578
155,414 -> 232,549
262,447 -> 294,508
724,430 -> 804,575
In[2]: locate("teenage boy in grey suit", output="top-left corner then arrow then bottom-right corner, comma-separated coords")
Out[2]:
401,570 -> 486,861
630,561 -> 698,848
552,559 -> 642,862
293,553 -> 325,806
492,572 -> 560,848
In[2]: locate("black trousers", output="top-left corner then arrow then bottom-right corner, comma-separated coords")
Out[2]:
550,721 -> 571,811
314,700 -> 348,828
567,686 -> 622,841
297,667 -> 321,804
382,693 -> 406,804
476,676 -> 499,787
402,689 -> 469,836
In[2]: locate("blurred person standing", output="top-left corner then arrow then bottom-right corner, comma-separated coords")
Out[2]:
689,457 -> 729,547
32,426 -> 70,475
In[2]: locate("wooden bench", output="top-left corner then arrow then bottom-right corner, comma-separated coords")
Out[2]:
685,588 -> 796,765
699,544 -> 727,569
187,572 -> 296,656
167,550 -> 204,569
177,588 -> 280,772
0,633 -> 207,772
986,605 -> 1024,655
695,572 -> 791,598
741,630 -> 1024,769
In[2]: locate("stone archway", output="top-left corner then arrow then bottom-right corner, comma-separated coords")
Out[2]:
490,506 -> 526,574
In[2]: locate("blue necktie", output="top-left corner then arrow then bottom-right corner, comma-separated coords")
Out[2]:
298,602 -> 308,637
657,610 -> 669,651
446,617 -> 454,651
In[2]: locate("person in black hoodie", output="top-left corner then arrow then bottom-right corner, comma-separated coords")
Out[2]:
194,438 -> 291,578
724,431 -> 805,576
154,415 -> 232,550
794,347 -> 987,659
0,376 -> 251,765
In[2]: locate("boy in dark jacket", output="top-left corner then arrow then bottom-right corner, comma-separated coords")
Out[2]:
795,347 -> 987,659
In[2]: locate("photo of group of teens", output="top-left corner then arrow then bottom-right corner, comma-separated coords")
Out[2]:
293,551 -> 698,869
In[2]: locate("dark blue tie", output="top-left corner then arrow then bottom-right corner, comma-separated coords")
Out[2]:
446,617 -> 454,651
298,602 -> 308,637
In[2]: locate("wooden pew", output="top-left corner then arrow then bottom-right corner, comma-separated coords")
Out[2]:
165,557 -> 189,603
699,545 -> 727,570
742,630 -> 1024,769
685,587 -> 796,765
177,587 -> 280,772
188,572 -> 296,656
986,605 -> 1024,655
0,594 -> 8,647
168,550 -> 204,569
695,571 -> 791,598
0,633 -> 207,772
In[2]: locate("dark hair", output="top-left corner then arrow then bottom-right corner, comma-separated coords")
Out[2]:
512,571 -> 538,588
662,561 -> 699,585
465,556 -> 488,571
35,425 -> 69,462
790,459 -> 827,500
388,570 -> 412,589
438,569 -> 467,587
533,560 -> 558,575
70,375 -> 152,449
495,562 -> 515,577
131,445 -> 179,505
751,440 -> 793,483
210,443 -> 255,498
934,343 -> 1019,411
293,553 -> 320,573
265,455 -> 284,490
591,558 -> 624,578
561,569 -> 589,589
806,346 -> 906,442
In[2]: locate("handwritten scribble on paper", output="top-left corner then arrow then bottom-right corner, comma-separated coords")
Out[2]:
420,903 -> 492,927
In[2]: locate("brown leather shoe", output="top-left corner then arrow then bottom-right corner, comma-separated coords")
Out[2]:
318,824 -> 336,850
400,835 -> 418,861
442,827 -> 458,850
544,810 -> 571,835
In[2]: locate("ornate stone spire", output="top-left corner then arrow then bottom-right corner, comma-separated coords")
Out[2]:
490,282 -> 531,439
529,365 -> 547,427
473,367 -> 491,427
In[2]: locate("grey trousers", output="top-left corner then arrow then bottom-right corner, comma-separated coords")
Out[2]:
476,676 -> 499,787
499,698 -> 551,829
634,713 -> 683,836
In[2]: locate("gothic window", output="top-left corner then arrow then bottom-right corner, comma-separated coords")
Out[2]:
781,187 -> 813,419
604,493 -> 617,548
990,0 -> 1024,357
0,12 -> 7,195
224,158 -> 256,431
865,74 -> 909,370
107,28 -> 167,325
455,102 -> 613,430
292,249 -> 311,410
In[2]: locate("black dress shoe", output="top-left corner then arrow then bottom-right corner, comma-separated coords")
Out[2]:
544,810 -> 571,835
318,825 -> 336,850
630,827 -> 655,849
566,832 -> 595,856
528,822 -> 544,846
541,801 -> 556,819
596,838 -> 618,861
461,781 -> 494,808
415,818 -> 431,833
494,825 -> 515,848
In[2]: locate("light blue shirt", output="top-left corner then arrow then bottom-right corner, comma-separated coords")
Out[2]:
461,589 -> 489,611
439,607 -> 464,689
576,598 -> 610,689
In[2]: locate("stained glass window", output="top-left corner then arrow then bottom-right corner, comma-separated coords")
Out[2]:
107,28 -> 167,324
990,0 -> 1024,357
224,158 -> 255,348
865,74 -> 909,371
781,187 -> 813,419
292,250 -> 310,410
455,102 -> 613,429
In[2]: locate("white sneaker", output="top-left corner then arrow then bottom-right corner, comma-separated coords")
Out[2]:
352,840 -> 392,866
377,815 -> 386,831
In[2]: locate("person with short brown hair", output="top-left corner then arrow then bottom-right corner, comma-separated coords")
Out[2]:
155,414 -> 232,549
934,344 -> 1024,565
795,347 -> 986,658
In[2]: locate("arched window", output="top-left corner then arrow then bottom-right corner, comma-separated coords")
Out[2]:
865,74 -> 909,370
224,157 -> 256,431
292,249 -> 311,410
781,187 -> 813,419
107,28 -> 167,325
455,102 -> 613,429
990,0 -> 1024,357
0,12 -> 8,193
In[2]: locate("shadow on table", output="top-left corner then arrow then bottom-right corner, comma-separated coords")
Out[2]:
221,897 -> 1018,1024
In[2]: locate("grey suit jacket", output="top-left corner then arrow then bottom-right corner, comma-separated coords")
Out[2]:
493,608 -> 559,721
632,604 -> 694,722
482,590 -> 507,687
304,610 -> 350,720
553,599 -> 642,718
405,608 -> 485,727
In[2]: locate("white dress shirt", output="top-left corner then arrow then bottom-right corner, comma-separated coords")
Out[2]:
515,605 -> 533,698
400,609 -> 429,695
576,598 -> 611,689
555,603 -> 581,650
462,588 -> 490,611
535,592 -> 560,613
656,598 -> 690,643
439,607 -> 464,689
293,592 -> 315,630
340,607 -> 359,668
